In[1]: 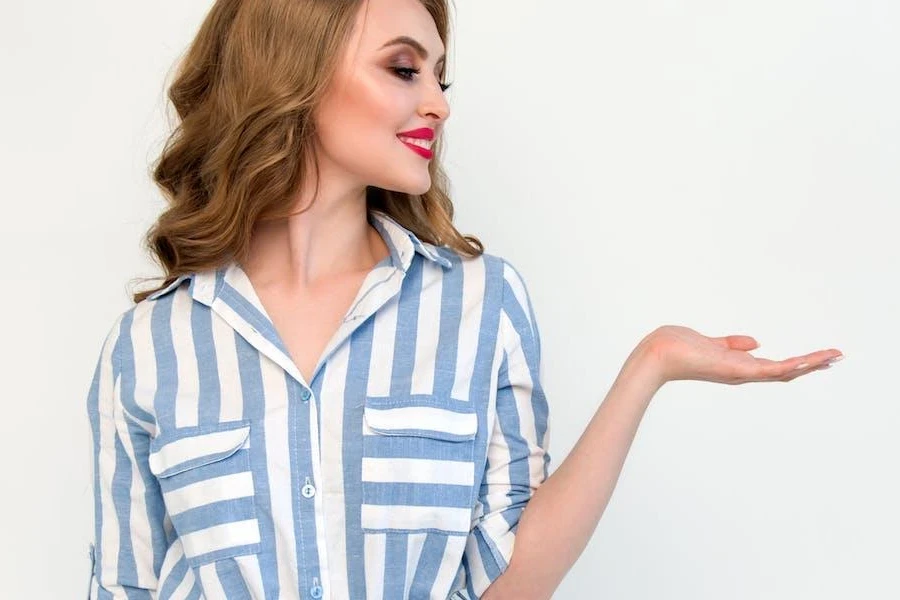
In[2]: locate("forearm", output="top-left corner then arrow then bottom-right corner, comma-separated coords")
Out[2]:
483,341 -> 665,600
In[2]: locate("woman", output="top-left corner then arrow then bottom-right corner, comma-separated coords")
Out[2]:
85,0 -> 843,598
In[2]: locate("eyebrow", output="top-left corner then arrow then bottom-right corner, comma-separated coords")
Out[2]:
379,35 -> 446,67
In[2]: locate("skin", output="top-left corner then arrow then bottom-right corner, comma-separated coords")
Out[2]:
243,0 -> 449,291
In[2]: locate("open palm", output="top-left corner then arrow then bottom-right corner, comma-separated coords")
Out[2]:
645,325 -> 843,385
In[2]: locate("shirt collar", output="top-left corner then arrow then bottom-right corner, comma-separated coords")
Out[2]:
146,209 -> 452,301
368,209 -> 453,272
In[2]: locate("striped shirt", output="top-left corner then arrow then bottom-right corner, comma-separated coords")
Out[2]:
86,209 -> 551,600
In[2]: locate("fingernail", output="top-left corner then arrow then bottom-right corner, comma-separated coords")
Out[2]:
828,355 -> 844,365
795,363 -> 809,370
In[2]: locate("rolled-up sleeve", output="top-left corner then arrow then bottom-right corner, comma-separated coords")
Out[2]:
461,259 -> 552,597
86,313 -> 166,598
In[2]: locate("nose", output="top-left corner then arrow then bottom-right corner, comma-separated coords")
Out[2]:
419,76 -> 450,124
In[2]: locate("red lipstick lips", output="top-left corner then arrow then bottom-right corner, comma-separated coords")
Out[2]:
397,127 -> 435,159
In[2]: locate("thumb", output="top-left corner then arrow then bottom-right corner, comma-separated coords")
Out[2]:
711,335 -> 759,351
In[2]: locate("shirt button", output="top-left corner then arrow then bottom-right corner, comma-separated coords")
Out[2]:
301,477 -> 316,498
310,577 -> 323,598
300,388 -> 311,402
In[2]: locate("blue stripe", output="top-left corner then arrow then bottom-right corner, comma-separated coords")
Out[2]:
383,533 -> 408,599
87,332 -> 107,590
362,433 -> 474,461
192,302 -> 221,423
118,310 -> 154,424
151,293 -> 178,431
407,532 -> 449,597
391,254 -> 424,396
216,559 -> 254,599
112,429 -> 137,585
433,253 -> 463,396
234,331 -> 280,599
344,316 -> 375,600
219,281 -> 291,358
362,482 -> 473,507
169,497 -> 256,535
157,553 -> 189,599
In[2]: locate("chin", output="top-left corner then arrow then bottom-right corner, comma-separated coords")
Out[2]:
379,174 -> 432,196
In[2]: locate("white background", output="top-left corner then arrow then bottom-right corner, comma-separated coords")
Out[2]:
1,1 -> 897,598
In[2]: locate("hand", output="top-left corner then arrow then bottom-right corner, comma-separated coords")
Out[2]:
641,325 -> 844,386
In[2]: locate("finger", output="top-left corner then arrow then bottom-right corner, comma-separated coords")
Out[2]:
711,335 -> 759,351
756,352 -> 842,381
780,361 -> 833,382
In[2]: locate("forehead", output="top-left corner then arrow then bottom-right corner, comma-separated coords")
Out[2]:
351,0 -> 444,55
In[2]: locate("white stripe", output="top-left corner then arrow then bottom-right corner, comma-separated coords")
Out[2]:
180,519 -> 260,559
211,305 -> 244,422
361,505 -> 471,532
502,312 -> 543,484
197,562 -> 226,598
361,457 -> 474,486
367,295 -> 398,396
463,532 -> 492,596
364,533 -> 386,600
131,302 -> 157,431
163,471 -> 255,516
116,376 -> 156,588
411,264 -> 443,395
363,405 -> 476,438
172,285 -> 200,428
451,257 -> 485,401
404,532 -> 428,599
168,557 -> 197,598
156,537 -> 185,591
319,342 -> 352,600
503,261 -> 534,334
96,323 -> 121,586
234,554 -> 267,599
480,515 -> 515,567
435,536 -> 469,598
259,356 -> 301,593
148,426 -> 250,476
305,352 -> 333,598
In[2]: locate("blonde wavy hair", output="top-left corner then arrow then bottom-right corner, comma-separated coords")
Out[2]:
133,0 -> 482,304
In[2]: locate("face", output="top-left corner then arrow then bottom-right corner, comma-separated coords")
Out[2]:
312,0 -> 451,196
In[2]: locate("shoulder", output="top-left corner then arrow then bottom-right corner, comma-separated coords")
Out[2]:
432,246 -> 525,284
100,277 -> 194,363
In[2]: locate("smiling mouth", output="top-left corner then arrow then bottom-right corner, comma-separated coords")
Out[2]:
398,136 -> 434,159
397,135 -> 433,150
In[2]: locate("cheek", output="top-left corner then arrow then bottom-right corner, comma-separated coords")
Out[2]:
314,74 -> 427,191
321,76 -> 408,153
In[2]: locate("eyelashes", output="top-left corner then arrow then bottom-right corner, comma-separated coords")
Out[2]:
391,67 -> 453,92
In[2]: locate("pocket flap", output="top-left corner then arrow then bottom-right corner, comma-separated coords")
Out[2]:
363,395 -> 477,442
149,423 -> 251,478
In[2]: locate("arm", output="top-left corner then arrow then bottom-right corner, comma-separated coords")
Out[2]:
86,314 -> 167,598
481,340 -> 663,600
482,319 -> 840,599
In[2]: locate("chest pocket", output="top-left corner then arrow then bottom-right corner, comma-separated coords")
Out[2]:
360,394 -> 479,536
148,420 -> 261,566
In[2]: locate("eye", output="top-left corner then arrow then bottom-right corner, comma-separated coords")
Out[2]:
391,67 -> 453,93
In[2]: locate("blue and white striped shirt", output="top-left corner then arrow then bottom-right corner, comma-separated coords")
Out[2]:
86,210 -> 551,599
